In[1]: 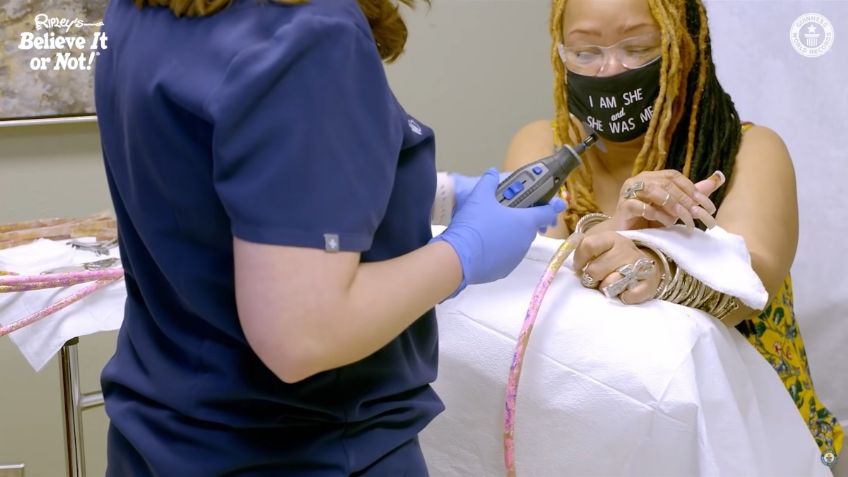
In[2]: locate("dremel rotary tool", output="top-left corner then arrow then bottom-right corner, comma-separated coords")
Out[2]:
496,133 -> 598,208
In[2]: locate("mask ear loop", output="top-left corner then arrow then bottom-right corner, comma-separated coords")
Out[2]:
503,231 -> 584,477
556,43 -> 568,64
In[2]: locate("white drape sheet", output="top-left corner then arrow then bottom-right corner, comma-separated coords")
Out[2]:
420,227 -> 830,476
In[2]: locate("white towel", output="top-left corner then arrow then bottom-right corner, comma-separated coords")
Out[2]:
0,238 -> 126,372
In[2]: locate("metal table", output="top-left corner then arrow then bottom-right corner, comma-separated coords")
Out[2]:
59,337 -> 104,477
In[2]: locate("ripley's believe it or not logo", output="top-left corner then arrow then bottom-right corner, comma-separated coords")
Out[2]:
789,13 -> 834,58
17,13 -> 107,71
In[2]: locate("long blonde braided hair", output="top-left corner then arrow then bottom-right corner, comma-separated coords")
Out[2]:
550,0 -> 742,231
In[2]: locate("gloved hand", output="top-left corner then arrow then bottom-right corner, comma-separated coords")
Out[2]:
451,171 -> 512,216
433,168 -> 566,296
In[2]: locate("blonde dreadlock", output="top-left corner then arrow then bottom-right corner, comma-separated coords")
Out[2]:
133,0 -> 427,63
550,0 -> 742,231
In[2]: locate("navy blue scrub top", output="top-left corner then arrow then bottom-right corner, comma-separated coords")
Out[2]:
95,0 -> 443,474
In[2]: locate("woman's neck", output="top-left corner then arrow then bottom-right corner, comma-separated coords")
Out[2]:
591,135 -> 645,182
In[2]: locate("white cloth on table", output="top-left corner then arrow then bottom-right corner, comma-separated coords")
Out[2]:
0,238 -> 126,372
420,226 -> 829,476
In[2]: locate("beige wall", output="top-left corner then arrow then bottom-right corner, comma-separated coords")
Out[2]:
0,121 -> 112,223
0,2 -> 551,476
386,1 -> 553,174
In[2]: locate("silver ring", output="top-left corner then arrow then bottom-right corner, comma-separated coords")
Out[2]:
632,258 -> 656,280
601,258 -> 656,298
622,181 -> 645,200
580,271 -> 599,289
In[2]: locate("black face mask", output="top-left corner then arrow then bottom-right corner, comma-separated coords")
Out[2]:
566,59 -> 661,142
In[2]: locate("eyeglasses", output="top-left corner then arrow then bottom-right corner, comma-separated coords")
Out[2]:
558,32 -> 662,76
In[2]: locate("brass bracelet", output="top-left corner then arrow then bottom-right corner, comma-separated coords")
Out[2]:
632,241 -> 671,299
678,276 -> 696,305
679,277 -> 697,307
700,289 -> 722,313
713,294 -> 740,321
691,282 -> 712,309
574,213 -> 611,234
683,278 -> 706,308
659,264 -> 683,301
667,269 -> 692,304
652,256 -> 739,321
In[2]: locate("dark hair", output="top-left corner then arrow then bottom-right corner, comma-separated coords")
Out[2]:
133,0 -> 428,63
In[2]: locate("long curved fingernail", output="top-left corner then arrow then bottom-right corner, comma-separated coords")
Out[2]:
693,191 -> 717,214
712,170 -> 726,188
675,204 -> 695,230
691,205 -> 717,229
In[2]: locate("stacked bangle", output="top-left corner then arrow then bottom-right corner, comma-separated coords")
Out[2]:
646,245 -> 740,321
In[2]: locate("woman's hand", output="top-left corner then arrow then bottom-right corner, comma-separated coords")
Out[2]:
572,231 -> 662,305
610,170 -> 726,231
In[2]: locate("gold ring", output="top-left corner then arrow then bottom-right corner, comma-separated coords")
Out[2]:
660,191 -> 671,207
641,201 -> 648,218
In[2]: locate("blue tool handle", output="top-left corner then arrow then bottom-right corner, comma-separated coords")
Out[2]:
495,140 -> 591,208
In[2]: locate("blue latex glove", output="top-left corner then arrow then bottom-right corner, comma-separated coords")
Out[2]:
451,171 -> 512,217
433,168 -> 566,296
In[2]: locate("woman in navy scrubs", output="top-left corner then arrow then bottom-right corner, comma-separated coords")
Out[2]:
95,0 -> 563,474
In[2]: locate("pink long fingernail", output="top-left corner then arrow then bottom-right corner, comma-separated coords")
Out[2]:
693,191 -> 716,214
675,204 -> 695,230
691,205 -> 717,229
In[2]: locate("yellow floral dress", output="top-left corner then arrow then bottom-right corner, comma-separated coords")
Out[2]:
735,122 -> 842,464
740,277 -> 843,463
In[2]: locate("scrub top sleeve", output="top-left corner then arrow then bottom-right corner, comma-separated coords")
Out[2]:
208,17 -> 402,252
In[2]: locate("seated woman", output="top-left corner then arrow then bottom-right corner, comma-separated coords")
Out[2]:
499,0 -> 841,467
423,0 -> 841,474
